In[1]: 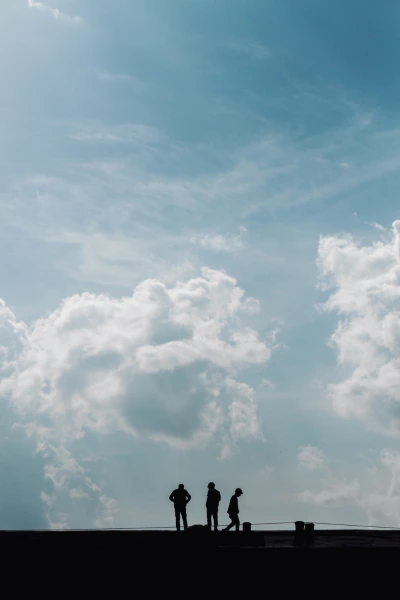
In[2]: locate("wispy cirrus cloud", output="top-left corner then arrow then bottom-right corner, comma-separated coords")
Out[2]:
27,0 -> 83,24
4,104 -> 400,290
70,123 -> 162,144
92,69 -> 149,91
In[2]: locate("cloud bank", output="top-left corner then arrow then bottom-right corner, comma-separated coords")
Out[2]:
0,268 -> 275,526
318,220 -> 400,435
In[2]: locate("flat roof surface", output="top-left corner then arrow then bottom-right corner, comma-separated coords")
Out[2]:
0,529 -> 399,547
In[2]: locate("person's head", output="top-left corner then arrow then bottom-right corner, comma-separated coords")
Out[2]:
235,488 -> 243,497
178,483 -> 184,490
208,482 -> 215,490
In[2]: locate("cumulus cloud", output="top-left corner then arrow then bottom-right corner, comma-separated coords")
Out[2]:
1,267 -> 270,443
297,445 -> 326,470
0,268 -> 275,526
27,0 -> 83,24
0,299 -> 27,364
317,220 -> 400,435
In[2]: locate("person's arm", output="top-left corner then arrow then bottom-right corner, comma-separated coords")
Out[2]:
230,496 -> 238,514
227,497 -> 233,514
169,492 -> 174,502
186,491 -> 191,503
217,491 -> 221,503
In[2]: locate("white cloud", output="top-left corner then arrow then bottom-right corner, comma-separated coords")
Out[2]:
0,268 -> 275,526
299,449 -> 400,527
297,445 -> 326,470
363,450 -> 400,525
40,491 -> 54,507
7,109 -> 400,294
318,220 -> 400,435
240,297 -> 261,316
228,378 -> 263,442
364,221 -> 387,232
69,488 -> 89,500
299,480 -> 360,506
94,495 -> 118,528
27,0 -> 83,24
38,442 -> 116,529
194,227 -> 247,253
0,267 -> 271,443
48,514 -> 68,530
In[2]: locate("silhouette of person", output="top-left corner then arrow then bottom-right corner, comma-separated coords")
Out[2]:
169,484 -> 191,531
206,482 -> 221,531
223,488 -> 243,532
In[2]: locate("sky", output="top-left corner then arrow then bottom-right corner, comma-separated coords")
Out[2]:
0,0 -> 400,530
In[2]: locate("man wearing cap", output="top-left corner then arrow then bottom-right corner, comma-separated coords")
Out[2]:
223,488 -> 243,532
169,483 -> 191,531
206,482 -> 221,531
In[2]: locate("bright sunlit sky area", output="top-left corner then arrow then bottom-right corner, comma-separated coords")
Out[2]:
1,0 -> 400,529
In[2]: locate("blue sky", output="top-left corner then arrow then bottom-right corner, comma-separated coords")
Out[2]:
1,0 -> 400,529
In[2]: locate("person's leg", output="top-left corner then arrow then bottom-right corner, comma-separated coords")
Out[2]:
235,516 -> 240,532
207,508 -> 212,531
182,506 -> 188,530
213,509 -> 218,530
223,517 -> 234,531
175,507 -> 180,531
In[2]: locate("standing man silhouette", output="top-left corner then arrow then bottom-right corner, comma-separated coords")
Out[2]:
223,488 -> 243,531
169,484 -> 191,531
206,482 -> 221,531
